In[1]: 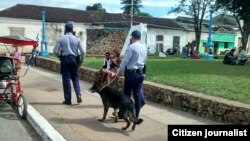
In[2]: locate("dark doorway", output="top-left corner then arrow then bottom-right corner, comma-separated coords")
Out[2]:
214,42 -> 219,54
224,42 -> 229,49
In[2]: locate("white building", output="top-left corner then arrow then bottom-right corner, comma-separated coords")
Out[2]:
0,4 -> 88,54
147,28 -> 186,54
0,4 -> 189,55
0,4 -> 248,55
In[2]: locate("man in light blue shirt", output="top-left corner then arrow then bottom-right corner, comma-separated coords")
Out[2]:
237,46 -> 248,65
117,30 -> 147,118
53,22 -> 85,105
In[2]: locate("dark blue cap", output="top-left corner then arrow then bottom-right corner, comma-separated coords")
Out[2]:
131,30 -> 141,39
65,22 -> 73,31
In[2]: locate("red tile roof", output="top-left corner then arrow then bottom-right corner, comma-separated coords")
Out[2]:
0,4 -> 184,30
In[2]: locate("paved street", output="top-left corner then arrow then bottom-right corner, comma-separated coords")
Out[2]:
21,67 -> 221,141
0,102 -> 41,141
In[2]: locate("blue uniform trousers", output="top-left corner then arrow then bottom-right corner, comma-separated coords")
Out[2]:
140,89 -> 146,106
124,70 -> 144,117
60,56 -> 81,103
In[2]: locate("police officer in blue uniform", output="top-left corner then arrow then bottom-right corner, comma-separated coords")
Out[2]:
117,30 -> 147,117
53,22 -> 85,105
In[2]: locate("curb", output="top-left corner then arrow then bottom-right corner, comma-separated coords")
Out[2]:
27,105 -> 67,141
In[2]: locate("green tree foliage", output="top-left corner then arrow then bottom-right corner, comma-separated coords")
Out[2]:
121,0 -> 143,15
86,3 -> 106,13
169,0 -> 214,50
137,12 -> 152,17
216,0 -> 250,50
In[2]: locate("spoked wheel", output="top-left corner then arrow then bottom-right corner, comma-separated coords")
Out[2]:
17,95 -> 27,119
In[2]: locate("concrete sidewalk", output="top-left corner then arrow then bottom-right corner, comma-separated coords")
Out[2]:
0,102 -> 42,141
22,67 -> 221,141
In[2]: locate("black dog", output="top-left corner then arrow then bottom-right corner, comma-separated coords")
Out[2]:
90,81 -> 143,131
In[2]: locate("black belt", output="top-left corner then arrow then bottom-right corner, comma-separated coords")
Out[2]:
126,68 -> 143,73
60,55 -> 76,60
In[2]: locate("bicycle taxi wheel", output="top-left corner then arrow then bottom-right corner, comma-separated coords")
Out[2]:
17,94 -> 27,119
0,35 -> 39,119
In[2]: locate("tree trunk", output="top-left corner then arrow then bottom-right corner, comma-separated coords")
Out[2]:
195,32 -> 201,51
241,20 -> 250,51
194,27 -> 201,52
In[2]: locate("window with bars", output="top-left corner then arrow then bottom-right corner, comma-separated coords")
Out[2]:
156,35 -> 164,41
156,43 -> 164,53
9,27 -> 25,36
156,35 -> 164,53
173,36 -> 180,48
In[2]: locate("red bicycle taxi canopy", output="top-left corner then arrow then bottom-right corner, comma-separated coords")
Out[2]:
0,36 -> 38,47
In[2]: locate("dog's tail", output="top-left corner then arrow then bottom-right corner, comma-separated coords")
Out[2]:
128,110 -> 143,125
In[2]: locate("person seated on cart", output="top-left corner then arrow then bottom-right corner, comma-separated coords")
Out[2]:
10,45 -> 21,74
11,46 -> 21,59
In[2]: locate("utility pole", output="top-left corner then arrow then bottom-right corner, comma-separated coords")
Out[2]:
130,0 -> 134,27
208,10 -> 213,49
204,9 -> 214,61
41,10 -> 48,57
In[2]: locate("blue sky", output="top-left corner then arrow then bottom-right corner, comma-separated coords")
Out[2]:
0,0 -> 182,18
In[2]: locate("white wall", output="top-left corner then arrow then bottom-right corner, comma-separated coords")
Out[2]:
234,31 -> 242,48
185,31 -> 208,43
0,17 -> 42,53
0,17 -> 87,54
121,23 -> 147,56
71,23 -> 87,53
247,35 -> 250,54
0,17 -> 42,38
45,22 -> 87,53
147,28 -> 186,54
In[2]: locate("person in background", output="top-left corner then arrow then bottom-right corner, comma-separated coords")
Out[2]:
209,48 -> 213,55
53,22 -> 85,105
30,46 -> 39,66
223,48 -> 237,65
99,52 -> 111,83
102,52 -> 111,70
11,46 -> 20,59
11,46 -> 21,74
181,45 -> 188,58
107,50 -> 121,82
187,42 -> 192,58
237,46 -> 248,66
90,52 -> 110,92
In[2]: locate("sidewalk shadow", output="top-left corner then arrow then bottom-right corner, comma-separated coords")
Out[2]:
30,102 -> 103,108
0,103 -> 18,120
50,117 -> 130,136
67,104 -> 103,109
30,102 -> 64,106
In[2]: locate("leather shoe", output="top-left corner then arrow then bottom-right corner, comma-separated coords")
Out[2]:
62,101 -> 71,105
77,96 -> 82,103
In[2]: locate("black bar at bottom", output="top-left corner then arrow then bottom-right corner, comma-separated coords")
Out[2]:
168,125 -> 250,141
